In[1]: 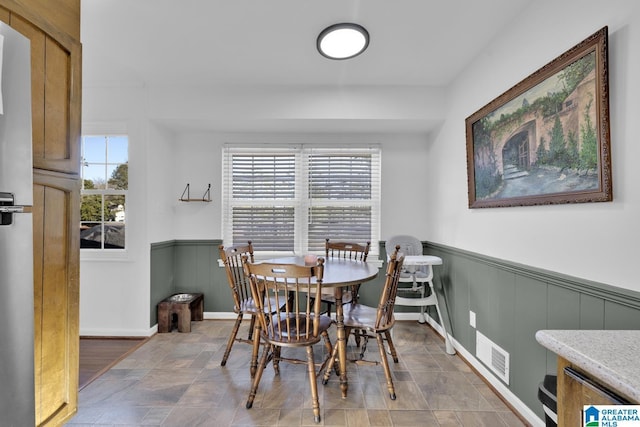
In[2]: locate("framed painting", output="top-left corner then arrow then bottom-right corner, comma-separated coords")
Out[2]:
465,26 -> 612,208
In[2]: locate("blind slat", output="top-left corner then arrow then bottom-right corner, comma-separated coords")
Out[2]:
223,145 -> 380,254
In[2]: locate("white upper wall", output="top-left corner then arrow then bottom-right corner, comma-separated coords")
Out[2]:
146,85 -> 446,134
81,86 -> 159,335
169,132 -> 431,241
426,0 -> 640,291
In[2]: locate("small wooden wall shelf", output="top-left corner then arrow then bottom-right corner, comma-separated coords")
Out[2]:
179,183 -> 211,202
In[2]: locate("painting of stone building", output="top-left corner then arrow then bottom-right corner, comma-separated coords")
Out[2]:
470,51 -> 601,202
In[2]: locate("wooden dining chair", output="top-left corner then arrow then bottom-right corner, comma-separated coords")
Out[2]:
243,256 -> 334,424
323,246 -> 405,400
218,241 -> 263,376
319,238 -> 371,315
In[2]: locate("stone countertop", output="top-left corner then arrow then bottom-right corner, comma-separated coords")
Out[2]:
535,330 -> 640,403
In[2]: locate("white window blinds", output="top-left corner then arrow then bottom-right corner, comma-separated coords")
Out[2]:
223,145 -> 381,255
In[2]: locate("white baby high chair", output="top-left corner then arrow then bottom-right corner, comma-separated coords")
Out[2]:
385,235 -> 455,354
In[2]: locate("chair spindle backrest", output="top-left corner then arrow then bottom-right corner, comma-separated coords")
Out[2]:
219,242 -> 254,312
244,257 -> 325,343
375,245 -> 405,330
325,239 -> 370,261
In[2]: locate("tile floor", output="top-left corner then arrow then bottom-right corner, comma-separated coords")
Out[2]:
66,320 -> 528,426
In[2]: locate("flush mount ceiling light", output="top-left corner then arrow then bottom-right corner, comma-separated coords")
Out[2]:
317,23 -> 369,60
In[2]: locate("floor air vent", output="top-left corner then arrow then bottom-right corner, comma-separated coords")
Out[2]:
476,331 -> 510,384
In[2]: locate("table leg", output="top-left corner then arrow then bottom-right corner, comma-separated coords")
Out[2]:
334,286 -> 348,398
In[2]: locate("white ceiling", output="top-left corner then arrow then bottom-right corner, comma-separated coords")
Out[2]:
81,0 -> 532,133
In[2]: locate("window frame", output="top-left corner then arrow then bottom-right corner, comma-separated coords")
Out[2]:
80,134 -> 129,255
222,144 -> 381,257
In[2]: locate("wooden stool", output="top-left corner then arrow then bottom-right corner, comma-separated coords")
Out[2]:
157,293 -> 204,333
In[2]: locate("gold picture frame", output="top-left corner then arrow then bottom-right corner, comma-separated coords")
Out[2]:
465,27 -> 612,208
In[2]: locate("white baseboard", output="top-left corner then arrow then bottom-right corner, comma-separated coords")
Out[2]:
204,312 -> 244,320
392,312 -> 423,321
80,324 -> 156,337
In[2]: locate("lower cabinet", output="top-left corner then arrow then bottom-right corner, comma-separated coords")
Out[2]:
557,357 -> 635,426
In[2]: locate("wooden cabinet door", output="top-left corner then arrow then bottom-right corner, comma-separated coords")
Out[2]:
33,173 -> 80,426
557,357 -> 634,426
10,12 -> 81,176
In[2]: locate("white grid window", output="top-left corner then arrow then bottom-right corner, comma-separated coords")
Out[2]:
223,145 -> 381,256
80,135 -> 128,250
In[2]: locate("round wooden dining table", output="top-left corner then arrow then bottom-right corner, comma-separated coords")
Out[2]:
265,256 -> 379,398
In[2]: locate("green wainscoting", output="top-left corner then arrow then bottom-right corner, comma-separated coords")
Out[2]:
150,239 -> 640,421
149,240 -> 176,327
150,240 -> 392,327
173,240 -> 228,312
425,241 -> 640,421
150,239 -> 228,326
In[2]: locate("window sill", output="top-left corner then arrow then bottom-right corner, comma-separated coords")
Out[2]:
217,255 -> 383,269
80,249 -> 130,262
